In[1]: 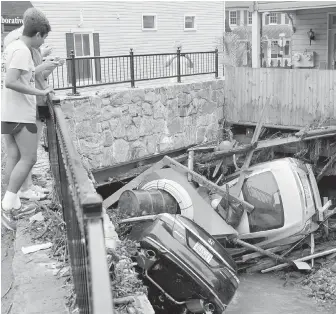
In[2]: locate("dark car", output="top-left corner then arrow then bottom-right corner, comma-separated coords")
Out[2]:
123,213 -> 239,314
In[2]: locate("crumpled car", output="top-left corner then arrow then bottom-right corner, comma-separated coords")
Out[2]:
121,213 -> 239,314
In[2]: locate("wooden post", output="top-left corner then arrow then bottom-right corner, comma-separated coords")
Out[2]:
252,11 -> 261,68
187,150 -> 194,182
310,233 -> 315,267
323,197 -> 329,238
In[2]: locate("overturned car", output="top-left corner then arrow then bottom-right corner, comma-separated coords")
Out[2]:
120,213 -> 239,314
119,157 -> 331,249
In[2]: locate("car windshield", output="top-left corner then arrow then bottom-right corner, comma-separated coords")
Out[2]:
241,171 -> 285,233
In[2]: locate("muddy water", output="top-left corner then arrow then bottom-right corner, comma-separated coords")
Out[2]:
226,273 -> 334,314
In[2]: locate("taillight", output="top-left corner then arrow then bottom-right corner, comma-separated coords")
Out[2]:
220,268 -> 240,288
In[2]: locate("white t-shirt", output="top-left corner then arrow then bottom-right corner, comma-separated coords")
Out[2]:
1,39 -> 36,123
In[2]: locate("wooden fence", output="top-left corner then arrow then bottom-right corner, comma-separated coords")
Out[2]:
224,67 -> 336,128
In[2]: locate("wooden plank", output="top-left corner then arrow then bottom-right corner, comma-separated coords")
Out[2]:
92,146 -> 191,185
316,153 -> 336,182
162,156 -> 254,212
261,248 -> 336,273
231,97 -> 270,197
239,244 -> 292,262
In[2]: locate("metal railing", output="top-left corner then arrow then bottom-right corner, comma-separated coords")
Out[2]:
48,48 -> 219,95
43,96 -> 114,314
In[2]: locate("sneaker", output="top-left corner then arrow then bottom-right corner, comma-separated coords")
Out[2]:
1,211 -> 17,231
18,189 -> 47,201
31,185 -> 49,194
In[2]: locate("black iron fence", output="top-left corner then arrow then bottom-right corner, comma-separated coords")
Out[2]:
48,48 -> 219,94
43,96 -> 114,313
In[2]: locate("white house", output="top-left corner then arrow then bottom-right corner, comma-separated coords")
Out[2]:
225,1 -> 293,67
30,1 -> 225,56
250,1 -> 336,69
2,1 -> 225,87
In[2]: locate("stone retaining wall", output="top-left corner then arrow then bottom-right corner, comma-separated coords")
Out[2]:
61,78 -> 225,170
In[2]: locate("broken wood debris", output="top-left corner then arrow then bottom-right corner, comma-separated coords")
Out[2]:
198,125 -> 336,163
261,248 -> 336,273
232,238 -> 311,270
317,153 -> 336,182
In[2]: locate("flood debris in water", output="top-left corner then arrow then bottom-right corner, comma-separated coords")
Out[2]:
105,120 -> 336,313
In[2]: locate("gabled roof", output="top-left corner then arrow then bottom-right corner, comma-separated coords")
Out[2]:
256,1 -> 336,12
1,1 -> 33,16
232,25 -> 293,40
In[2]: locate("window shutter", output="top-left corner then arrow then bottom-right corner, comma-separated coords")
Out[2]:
277,13 -> 281,24
93,33 -> 101,82
285,14 -> 289,24
237,10 -> 240,26
225,11 -> 231,32
265,15 -> 269,25
65,33 -> 74,84
244,10 -> 247,25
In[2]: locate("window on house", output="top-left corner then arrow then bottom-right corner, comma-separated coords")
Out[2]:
230,11 -> 237,25
142,14 -> 157,30
248,12 -> 252,25
74,33 -> 91,57
333,15 -> 336,25
269,13 -> 277,24
184,15 -> 196,30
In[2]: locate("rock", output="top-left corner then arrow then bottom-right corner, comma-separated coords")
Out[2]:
331,262 -> 336,273
142,102 -> 152,115
103,131 -> 113,147
112,139 -> 130,163
126,125 -> 140,141
167,118 -> 182,134
153,100 -> 166,119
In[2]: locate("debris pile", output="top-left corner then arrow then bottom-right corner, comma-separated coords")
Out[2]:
103,109 -> 336,311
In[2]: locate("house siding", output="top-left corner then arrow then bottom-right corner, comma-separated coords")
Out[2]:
257,1 -> 336,12
31,1 -> 225,58
292,8 -> 335,68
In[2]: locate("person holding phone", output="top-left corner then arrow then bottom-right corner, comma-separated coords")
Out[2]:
1,8 -> 53,230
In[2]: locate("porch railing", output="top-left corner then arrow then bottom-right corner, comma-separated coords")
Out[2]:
48,48 -> 219,95
43,96 -> 114,313
262,59 -> 292,68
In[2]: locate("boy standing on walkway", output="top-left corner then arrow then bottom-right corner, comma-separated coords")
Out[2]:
3,11 -> 64,201
1,8 -> 53,230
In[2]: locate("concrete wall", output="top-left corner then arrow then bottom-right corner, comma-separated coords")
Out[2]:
61,78 -> 225,170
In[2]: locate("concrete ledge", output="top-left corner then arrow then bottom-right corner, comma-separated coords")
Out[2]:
11,220 -> 69,314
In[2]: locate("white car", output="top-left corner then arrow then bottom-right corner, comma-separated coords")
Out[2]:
133,158 -> 330,249
221,158 -> 324,248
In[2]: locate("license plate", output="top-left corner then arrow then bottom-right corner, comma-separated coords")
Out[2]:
193,242 -> 213,263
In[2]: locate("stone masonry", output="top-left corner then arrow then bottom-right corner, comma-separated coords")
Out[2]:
61,78 -> 225,170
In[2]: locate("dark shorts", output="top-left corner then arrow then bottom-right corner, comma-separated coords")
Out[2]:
1,122 -> 37,135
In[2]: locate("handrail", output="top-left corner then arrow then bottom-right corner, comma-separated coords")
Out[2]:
44,95 -> 114,313
47,48 -> 219,94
